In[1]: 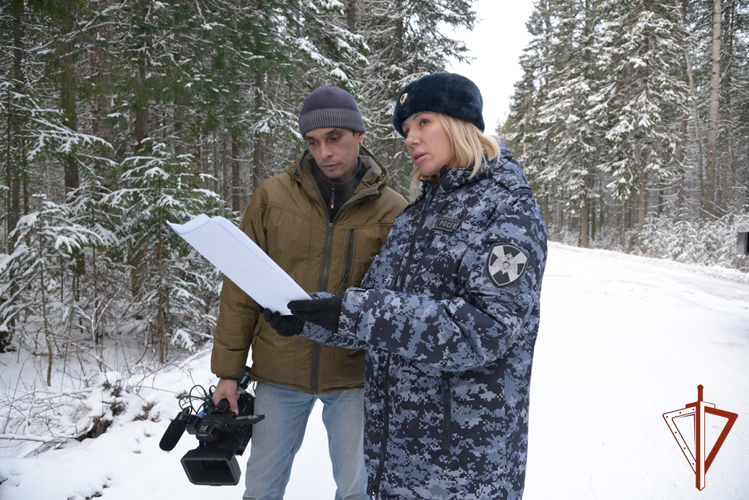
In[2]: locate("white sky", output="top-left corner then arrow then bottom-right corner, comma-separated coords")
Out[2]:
449,0 -> 535,133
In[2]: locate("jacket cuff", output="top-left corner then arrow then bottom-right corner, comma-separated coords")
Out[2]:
339,288 -> 367,340
300,321 -> 334,342
296,291 -> 335,342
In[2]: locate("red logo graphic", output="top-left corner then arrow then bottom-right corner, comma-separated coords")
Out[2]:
662,385 -> 738,490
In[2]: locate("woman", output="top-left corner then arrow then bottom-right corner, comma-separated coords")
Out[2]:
264,72 -> 547,499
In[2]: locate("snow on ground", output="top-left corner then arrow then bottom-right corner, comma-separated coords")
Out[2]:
1,242 -> 748,500
525,243 -> 749,500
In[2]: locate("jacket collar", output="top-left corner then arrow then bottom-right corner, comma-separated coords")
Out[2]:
425,140 -> 526,195
288,145 -> 389,202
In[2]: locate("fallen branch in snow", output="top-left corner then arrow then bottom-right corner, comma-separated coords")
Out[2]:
0,433 -> 69,444
1,387 -> 94,408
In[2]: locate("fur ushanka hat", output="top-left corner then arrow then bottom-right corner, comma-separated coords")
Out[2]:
392,72 -> 485,137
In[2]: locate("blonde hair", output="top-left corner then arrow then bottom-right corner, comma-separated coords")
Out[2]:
409,113 -> 502,196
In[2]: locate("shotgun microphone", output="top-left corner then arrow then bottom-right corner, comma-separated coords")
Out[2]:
159,408 -> 190,451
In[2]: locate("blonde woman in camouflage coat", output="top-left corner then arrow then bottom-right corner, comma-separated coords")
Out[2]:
263,73 -> 548,500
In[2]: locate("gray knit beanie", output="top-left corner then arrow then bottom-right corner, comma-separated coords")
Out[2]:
299,86 -> 366,136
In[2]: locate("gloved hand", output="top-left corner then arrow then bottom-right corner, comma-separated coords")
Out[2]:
288,294 -> 344,333
259,306 -> 305,337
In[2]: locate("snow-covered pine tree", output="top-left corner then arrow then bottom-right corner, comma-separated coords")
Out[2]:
716,0 -> 749,215
64,164 -> 127,365
355,0 -> 476,194
534,0 -> 606,247
598,0 -> 689,241
0,195 -> 102,383
0,72 -> 111,351
108,140 -> 224,363
184,0 -> 306,210
503,0 -> 559,234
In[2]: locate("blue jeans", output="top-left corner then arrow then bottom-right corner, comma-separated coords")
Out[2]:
243,382 -> 368,500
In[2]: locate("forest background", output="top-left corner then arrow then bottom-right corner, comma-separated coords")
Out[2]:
0,0 -> 747,454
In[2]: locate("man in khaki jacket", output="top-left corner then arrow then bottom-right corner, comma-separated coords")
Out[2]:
210,86 -> 407,500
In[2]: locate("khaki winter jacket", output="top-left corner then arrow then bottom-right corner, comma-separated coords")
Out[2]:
211,146 -> 407,394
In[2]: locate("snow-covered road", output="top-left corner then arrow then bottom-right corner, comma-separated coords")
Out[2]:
525,243 -> 749,500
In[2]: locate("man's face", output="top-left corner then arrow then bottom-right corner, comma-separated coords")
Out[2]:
304,127 -> 365,183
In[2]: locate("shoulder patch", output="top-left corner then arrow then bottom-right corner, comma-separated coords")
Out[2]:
487,244 -> 528,287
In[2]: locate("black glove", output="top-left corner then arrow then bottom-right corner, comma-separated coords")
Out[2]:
259,306 -> 305,337
288,294 -> 344,334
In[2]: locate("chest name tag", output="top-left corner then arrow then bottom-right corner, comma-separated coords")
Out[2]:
434,217 -> 462,233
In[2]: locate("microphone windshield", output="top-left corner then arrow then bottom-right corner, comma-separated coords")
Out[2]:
159,414 -> 188,451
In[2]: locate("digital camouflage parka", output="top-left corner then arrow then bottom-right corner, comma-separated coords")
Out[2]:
301,143 -> 547,499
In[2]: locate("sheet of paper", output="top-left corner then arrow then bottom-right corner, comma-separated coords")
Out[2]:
169,215 -> 310,315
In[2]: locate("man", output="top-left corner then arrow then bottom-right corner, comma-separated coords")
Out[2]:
210,86 -> 407,500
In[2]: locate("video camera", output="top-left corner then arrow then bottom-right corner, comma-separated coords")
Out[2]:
159,367 -> 265,486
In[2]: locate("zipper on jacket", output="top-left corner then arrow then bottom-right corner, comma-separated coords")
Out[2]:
310,222 -> 335,394
310,342 -> 321,394
368,354 -> 391,497
319,222 -> 336,291
292,161 -> 381,395
340,229 -> 356,285
394,186 -> 435,291
313,186 -> 376,394
315,183 -> 376,292
440,372 -> 452,450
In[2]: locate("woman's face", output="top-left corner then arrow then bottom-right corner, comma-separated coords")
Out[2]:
402,112 -> 456,177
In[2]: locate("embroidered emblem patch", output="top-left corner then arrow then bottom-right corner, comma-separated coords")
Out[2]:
399,92 -> 408,105
487,244 -> 528,287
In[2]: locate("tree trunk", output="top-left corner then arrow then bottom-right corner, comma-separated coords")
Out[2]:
134,60 -> 149,152
722,0 -> 737,212
156,219 -> 167,363
7,0 -> 23,241
390,0 -> 405,188
134,5 -> 150,153
705,0 -> 721,217
213,131 -> 221,195
579,0 -> 595,250
676,0 -> 704,211
231,133 -> 242,212
1,0 -> 25,350
61,15 -> 79,192
222,134 -> 230,203
174,90 -> 186,159
580,173 -> 594,248
89,42 -> 115,186
252,72 -> 265,195
580,199 -> 590,248
637,169 -> 647,234
676,115 -> 687,215
346,0 -> 357,33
